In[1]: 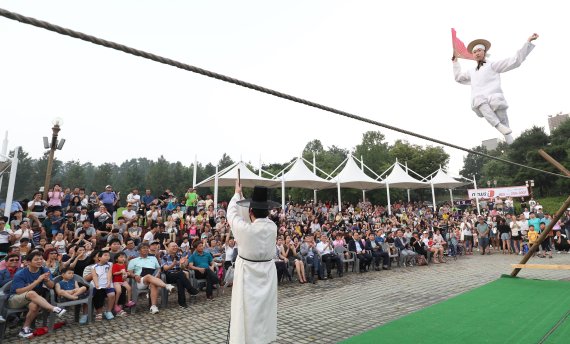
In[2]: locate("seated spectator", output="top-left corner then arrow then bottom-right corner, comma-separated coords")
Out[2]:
365,233 -> 390,270
554,230 -> 570,252
75,219 -> 97,247
43,248 -> 60,278
127,243 -> 174,314
123,239 -> 139,260
161,242 -> 198,308
348,232 -> 372,272
394,229 -> 417,267
188,241 -> 218,300
0,245 -> 21,270
274,238 -> 290,282
284,236 -> 306,283
8,251 -> 66,338
55,267 -> 87,301
317,234 -> 343,278
0,253 -> 23,287
126,222 -> 142,246
107,238 -> 123,262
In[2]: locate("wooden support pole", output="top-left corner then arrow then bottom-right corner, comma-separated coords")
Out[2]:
511,149 -> 570,277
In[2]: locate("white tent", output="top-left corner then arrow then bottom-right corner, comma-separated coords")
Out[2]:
196,161 -> 279,188
379,162 -> 427,215
280,157 -> 336,190
425,167 -> 471,213
330,155 -> 383,211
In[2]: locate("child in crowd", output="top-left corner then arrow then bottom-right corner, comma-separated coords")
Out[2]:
528,225 -> 539,256
56,267 -> 87,300
112,252 -> 135,316
52,232 -> 68,255
91,251 -> 115,321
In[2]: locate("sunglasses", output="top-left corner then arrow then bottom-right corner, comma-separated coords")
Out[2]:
8,259 -> 19,262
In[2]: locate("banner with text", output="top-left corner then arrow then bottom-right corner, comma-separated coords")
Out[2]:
467,186 -> 529,200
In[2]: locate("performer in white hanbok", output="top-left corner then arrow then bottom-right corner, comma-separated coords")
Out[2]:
227,180 -> 280,344
452,33 -> 539,144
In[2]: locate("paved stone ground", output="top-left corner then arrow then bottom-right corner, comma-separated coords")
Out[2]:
4,250 -> 570,343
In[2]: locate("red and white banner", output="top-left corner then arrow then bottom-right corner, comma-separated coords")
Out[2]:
467,186 -> 529,199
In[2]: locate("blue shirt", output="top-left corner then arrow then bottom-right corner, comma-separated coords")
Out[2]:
98,191 -> 117,204
188,251 -> 213,269
161,252 -> 183,272
142,195 -> 155,206
528,218 -> 542,233
10,267 -> 51,295
127,255 -> 160,276
58,279 -> 75,291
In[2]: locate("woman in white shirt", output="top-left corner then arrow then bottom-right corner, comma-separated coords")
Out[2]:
460,218 -> 473,255
510,217 -> 522,254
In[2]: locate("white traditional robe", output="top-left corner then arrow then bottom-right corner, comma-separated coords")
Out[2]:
227,193 -> 277,344
453,42 -> 535,117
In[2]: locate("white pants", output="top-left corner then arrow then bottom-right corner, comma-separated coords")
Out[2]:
477,103 -> 510,128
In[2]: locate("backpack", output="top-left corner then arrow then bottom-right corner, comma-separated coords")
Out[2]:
416,254 -> 427,266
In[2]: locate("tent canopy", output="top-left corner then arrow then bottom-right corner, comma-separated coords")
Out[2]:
331,155 -> 383,190
380,163 -> 427,189
427,168 -> 470,189
196,161 -> 279,188
279,157 -> 336,190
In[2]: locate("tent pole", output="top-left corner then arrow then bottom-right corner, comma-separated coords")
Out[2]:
337,180 -> 342,213
281,171 -> 285,212
431,181 -> 437,214
214,165 -> 219,213
405,161 -> 410,202
361,155 -> 366,203
313,151 -> 317,205
193,155 -> 197,188
386,182 -> 391,216
449,189 -> 454,206
473,175 -> 481,215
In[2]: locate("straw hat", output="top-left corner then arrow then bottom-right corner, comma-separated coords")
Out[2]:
467,39 -> 491,53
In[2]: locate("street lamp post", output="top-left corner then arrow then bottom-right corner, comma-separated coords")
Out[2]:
42,118 -> 65,201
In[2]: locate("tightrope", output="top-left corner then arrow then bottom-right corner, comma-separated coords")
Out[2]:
0,7 -> 568,180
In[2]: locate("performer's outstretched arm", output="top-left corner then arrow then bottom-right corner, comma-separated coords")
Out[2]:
491,33 -> 539,73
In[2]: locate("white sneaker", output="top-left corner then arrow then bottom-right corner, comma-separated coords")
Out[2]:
496,123 -> 512,135
53,307 -> 67,318
504,134 -> 514,144
165,284 -> 175,294
150,305 -> 159,314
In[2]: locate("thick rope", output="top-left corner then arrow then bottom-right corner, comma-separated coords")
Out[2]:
0,7 -> 568,180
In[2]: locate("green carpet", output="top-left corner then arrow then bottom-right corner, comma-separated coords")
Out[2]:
342,276 -> 570,344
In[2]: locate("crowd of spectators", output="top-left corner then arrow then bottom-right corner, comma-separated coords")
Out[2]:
1,183 -> 570,339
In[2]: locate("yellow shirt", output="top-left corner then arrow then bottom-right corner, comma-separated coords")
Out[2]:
528,231 -> 539,244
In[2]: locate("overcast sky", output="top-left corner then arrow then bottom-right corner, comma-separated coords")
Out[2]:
1,0 -> 567,178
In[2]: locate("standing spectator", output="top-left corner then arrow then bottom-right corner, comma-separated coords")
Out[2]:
98,185 -> 119,216
91,251 -> 115,320
476,216 -> 491,255
498,218 -> 511,254
142,190 -> 155,209
47,183 -> 64,212
126,189 -> 141,209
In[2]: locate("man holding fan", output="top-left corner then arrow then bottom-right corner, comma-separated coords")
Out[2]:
452,30 -> 539,144
227,177 -> 280,344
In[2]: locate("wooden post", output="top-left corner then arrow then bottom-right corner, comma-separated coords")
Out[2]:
511,150 -> 570,277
